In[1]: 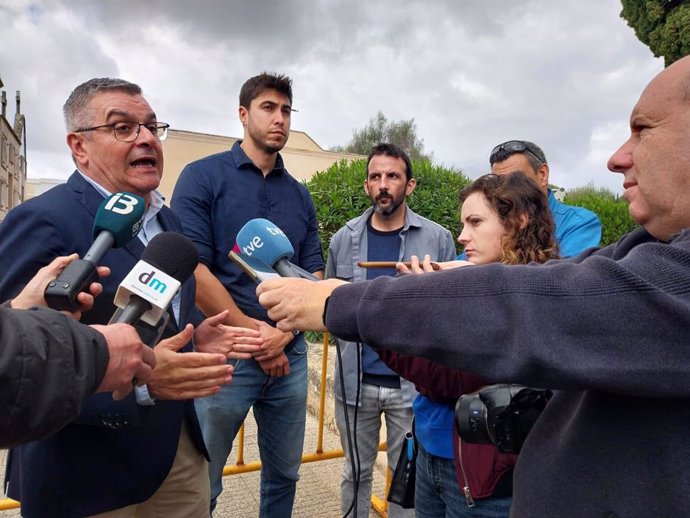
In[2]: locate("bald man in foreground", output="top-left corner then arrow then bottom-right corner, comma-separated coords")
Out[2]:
257,56 -> 690,518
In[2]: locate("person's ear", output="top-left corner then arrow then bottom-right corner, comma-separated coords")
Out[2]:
518,213 -> 529,230
406,178 -> 417,196
239,105 -> 249,128
66,133 -> 88,168
536,163 -> 550,191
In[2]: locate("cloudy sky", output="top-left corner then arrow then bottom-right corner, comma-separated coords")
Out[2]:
1,0 -> 663,193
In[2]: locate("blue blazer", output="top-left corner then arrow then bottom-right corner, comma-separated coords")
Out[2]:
0,173 -> 207,517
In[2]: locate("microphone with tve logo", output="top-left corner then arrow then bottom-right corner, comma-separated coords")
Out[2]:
228,249 -> 281,284
235,218 -> 318,281
44,192 -> 145,311
110,231 -> 199,327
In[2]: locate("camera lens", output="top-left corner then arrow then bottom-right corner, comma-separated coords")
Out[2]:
455,394 -> 493,445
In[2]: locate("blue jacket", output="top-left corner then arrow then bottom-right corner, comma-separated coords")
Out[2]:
548,190 -> 601,257
0,173 -> 206,517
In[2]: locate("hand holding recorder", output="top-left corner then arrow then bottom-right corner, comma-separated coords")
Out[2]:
45,192 -> 145,312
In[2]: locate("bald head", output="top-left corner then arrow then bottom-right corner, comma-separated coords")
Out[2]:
607,55 -> 690,241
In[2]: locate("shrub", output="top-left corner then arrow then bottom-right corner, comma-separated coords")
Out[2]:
306,158 -> 471,259
307,163 -> 637,260
562,184 -> 638,246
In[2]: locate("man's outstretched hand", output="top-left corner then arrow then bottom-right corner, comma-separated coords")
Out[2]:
256,278 -> 347,333
91,323 -> 156,400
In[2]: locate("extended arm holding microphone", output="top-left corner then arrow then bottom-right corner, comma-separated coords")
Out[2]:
0,307 -> 152,448
257,278 -> 345,333
44,192 -> 145,312
10,254 -> 109,319
0,258 -> 157,447
8,253 -> 157,399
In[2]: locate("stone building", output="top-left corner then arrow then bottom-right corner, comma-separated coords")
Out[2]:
0,76 -> 27,221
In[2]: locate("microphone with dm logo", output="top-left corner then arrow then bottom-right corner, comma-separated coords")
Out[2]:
110,232 -> 199,327
110,232 -> 198,405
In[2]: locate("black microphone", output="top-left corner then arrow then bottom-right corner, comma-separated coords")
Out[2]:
45,192 -> 146,311
109,232 -> 199,326
110,232 -> 198,406
235,218 -> 319,280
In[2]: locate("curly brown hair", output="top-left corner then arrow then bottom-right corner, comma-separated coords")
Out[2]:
459,172 -> 559,264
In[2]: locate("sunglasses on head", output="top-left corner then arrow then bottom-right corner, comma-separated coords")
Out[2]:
489,140 -> 544,164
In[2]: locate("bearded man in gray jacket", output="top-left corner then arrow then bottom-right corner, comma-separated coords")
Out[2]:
327,143 -> 455,517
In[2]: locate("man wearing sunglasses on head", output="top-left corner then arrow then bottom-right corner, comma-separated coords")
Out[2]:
489,140 -> 601,257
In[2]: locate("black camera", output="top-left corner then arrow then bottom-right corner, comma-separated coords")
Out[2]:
454,384 -> 552,454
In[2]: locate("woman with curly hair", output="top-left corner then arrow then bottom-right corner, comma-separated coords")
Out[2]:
457,172 -> 559,266
379,171 -> 558,518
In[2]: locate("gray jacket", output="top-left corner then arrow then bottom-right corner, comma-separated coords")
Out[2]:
0,306 -> 109,448
326,206 -> 456,405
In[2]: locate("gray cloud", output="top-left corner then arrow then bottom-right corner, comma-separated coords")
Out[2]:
1,0 -> 662,192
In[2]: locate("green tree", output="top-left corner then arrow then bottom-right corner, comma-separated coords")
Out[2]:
620,0 -> 690,66
332,111 -> 431,162
306,158 -> 470,259
563,184 -> 639,246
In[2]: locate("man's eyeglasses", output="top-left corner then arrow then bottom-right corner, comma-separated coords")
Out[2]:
489,140 -> 545,165
74,122 -> 170,142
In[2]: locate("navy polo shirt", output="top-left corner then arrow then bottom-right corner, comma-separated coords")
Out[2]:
171,141 -> 324,321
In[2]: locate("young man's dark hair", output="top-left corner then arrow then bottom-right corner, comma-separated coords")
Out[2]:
366,143 -> 414,181
239,72 -> 293,108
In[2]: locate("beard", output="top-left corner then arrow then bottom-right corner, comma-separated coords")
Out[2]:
246,124 -> 288,154
258,139 -> 286,154
371,191 -> 405,216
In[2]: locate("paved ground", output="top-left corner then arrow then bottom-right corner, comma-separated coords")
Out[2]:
0,342 -> 389,517
211,407 -> 386,518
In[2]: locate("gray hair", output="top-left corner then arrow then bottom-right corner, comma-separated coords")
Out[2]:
63,78 -> 142,131
521,141 -> 547,172
490,140 -> 548,173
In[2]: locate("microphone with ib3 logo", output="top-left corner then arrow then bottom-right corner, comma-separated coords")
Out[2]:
44,192 -> 145,312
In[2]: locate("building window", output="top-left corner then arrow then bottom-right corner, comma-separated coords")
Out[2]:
0,134 -> 7,168
0,180 -> 8,210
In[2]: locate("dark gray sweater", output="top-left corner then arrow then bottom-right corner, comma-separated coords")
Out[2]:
0,306 -> 108,448
326,227 -> 690,518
